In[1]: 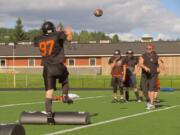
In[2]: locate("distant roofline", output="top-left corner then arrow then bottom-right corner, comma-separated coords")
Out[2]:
0,54 -> 180,58
0,40 -> 180,45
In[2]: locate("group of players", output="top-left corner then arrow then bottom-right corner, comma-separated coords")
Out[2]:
34,21 -> 165,124
109,45 -> 164,110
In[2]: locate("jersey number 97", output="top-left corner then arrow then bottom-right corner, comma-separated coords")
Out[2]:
39,40 -> 55,56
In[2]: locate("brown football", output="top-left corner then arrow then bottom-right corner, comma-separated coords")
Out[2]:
94,9 -> 103,17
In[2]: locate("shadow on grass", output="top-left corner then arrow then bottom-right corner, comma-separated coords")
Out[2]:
119,107 -> 128,109
90,113 -> 99,117
157,99 -> 166,103
155,104 -> 170,108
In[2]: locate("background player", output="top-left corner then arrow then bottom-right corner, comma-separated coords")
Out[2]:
139,44 -> 164,109
123,49 -> 141,102
108,49 -> 126,103
34,21 -> 73,124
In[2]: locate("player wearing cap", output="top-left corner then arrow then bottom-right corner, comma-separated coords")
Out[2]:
123,49 -> 142,102
108,49 -> 126,103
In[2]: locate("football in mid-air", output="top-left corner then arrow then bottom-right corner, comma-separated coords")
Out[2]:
94,9 -> 103,17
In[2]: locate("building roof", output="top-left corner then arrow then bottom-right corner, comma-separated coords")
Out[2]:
0,41 -> 180,57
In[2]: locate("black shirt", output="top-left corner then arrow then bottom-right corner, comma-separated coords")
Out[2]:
142,51 -> 159,75
34,32 -> 66,66
123,56 -> 138,76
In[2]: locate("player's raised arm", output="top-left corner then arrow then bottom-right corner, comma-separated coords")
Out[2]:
64,26 -> 73,42
108,57 -> 116,68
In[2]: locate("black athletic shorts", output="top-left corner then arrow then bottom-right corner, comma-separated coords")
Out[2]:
43,63 -> 69,91
124,74 -> 136,88
111,77 -> 123,88
140,73 -> 158,92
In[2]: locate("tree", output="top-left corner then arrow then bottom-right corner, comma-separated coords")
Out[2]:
72,32 -> 79,41
111,34 -> 119,43
79,30 -> 91,43
0,28 -> 14,43
14,17 -> 27,42
27,29 -> 42,41
91,32 -> 110,41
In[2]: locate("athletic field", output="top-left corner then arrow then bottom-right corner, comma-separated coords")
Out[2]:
0,74 -> 180,89
0,90 -> 180,135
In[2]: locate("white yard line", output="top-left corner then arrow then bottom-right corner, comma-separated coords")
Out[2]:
45,105 -> 180,135
0,96 -> 105,108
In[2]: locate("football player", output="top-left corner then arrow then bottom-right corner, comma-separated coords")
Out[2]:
108,49 -> 126,103
123,50 -> 142,102
34,21 -> 73,124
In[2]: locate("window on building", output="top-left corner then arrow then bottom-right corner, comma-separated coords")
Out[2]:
89,58 -> 96,66
0,59 -> 6,67
28,58 -> 35,66
68,58 -> 75,66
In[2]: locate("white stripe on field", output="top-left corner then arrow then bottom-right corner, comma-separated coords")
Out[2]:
45,105 -> 180,135
0,96 -> 105,108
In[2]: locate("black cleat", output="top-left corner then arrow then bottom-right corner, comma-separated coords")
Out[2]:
47,112 -> 55,125
155,98 -> 160,103
112,98 -> 118,103
118,98 -> 126,103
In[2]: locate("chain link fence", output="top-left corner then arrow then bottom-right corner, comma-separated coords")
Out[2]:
0,73 -> 180,90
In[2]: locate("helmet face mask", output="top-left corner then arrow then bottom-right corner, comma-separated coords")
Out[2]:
126,50 -> 134,58
42,21 -> 55,35
113,49 -> 121,58
127,53 -> 133,58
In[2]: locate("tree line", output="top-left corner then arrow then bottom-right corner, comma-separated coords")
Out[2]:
0,18 -> 120,44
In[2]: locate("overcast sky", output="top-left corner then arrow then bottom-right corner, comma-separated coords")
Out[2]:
0,0 -> 180,41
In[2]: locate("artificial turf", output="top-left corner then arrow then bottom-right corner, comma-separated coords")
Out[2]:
0,90 -> 180,135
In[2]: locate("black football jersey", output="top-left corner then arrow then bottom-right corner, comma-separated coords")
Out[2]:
34,32 -> 66,66
123,56 -> 138,71
142,51 -> 159,75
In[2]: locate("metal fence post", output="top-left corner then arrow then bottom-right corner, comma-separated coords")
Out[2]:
171,79 -> 173,88
104,79 -> 106,88
82,79 -> 84,88
6,74 -> 8,88
25,73 -> 28,88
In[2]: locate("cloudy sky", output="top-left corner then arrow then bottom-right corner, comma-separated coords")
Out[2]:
0,0 -> 180,41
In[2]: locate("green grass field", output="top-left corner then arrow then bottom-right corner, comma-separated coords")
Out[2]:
0,90 -> 180,135
0,73 -> 180,89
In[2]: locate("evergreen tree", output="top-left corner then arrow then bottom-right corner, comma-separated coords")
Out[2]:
79,30 -> 90,43
111,34 -> 119,43
72,32 -> 79,41
14,17 -> 27,42
27,29 -> 42,41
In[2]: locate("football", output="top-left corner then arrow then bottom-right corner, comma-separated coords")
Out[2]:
94,8 -> 103,17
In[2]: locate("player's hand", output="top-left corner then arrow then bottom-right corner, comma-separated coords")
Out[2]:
144,67 -> 150,72
64,26 -> 72,34
132,72 -> 136,75
64,26 -> 73,41
115,56 -> 121,61
56,26 -> 63,32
